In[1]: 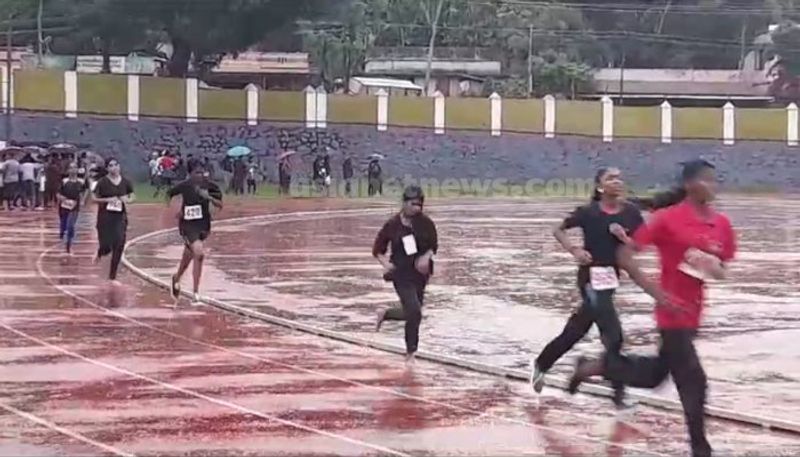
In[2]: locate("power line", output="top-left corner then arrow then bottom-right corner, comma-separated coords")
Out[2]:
339,21 -> 779,52
475,0 -> 793,16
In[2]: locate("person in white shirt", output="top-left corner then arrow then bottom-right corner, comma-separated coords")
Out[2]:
19,154 -> 42,210
3,153 -> 20,210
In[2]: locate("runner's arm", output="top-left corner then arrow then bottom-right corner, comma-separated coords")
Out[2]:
208,186 -> 223,209
120,180 -> 135,204
372,219 -> 394,270
554,206 -> 588,257
616,244 -> 673,307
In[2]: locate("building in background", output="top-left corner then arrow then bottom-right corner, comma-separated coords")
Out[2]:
363,47 -> 502,97
203,51 -> 315,90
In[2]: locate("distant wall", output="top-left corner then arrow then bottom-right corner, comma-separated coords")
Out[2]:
7,115 -> 800,190
4,71 -> 800,189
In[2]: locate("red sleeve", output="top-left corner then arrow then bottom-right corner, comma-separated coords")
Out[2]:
719,216 -> 737,262
632,210 -> 667,251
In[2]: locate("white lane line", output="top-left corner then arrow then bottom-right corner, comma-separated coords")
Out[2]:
0,397 -> 135,457
0,320 -> 411,457
37,245 -> 668,457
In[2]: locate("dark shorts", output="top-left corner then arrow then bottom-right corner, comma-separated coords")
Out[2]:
4,182 -> 18,200
180,226 -> 210,246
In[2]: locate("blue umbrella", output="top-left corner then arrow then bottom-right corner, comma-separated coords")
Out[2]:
227,145 -> 251,158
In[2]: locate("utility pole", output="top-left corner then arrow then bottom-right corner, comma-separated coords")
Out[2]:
37,0 -> 44,66
527,25 -> 534,97
5,13 -> 13,144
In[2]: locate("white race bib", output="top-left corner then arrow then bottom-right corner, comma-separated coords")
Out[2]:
402,234 -> 418,256
678,248 -> 716,281
183,204 -> 203,221
60,199 -> 76,211
106,199 -> 123,212
590,266 -> 619,291
90,180 -> 98,191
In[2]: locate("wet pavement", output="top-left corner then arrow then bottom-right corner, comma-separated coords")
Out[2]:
1,197 -> 799,456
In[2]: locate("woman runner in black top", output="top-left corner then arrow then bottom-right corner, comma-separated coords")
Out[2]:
530,167 -> 646,410
373,185 -> 438,363
167,160 -> 223,305
92,157 -> 135,283
56,162 -> 89,254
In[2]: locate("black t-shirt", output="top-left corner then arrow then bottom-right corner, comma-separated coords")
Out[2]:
94,175 -> 134,225
372,213 -> 438,282
167,179 -> 223,232
561,200 -> 644,286
58,178 -> 88,212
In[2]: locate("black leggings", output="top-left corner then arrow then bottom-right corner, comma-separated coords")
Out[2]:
603,329 -> 711,457
384,280 -> 426,354
535,284 -> 625,401
97,221 -> 127,280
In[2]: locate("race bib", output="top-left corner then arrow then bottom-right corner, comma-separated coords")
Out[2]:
183,204 -> 203,221
590,266 -> 619,291
324,175 -> 331,186
60,199 -> 76,211
402,234 -> 418,256
90,180 -> 98,191
106,199 -> 123,212
678,248 -> 716,281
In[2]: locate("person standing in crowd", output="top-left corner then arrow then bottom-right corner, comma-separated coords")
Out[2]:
0,153 -> 5,210
368,158 -> 382,197
232,158 -> 247,195
373,185 -> 438,363
342,155 -> 354,197
278,154 -> 291,195
3,151 -> 20,211
147,151 -> 159,185
246,157 -> 258,195
43,154 -> 62,209
167,160 -> 223,305
155,151 -> 176,198
19,153 -> 41,210
56,162 -> 89,255
529,167 -> 646,411
92,158 -> 135,287
568,160 -> 736,457
312,154 -> 325,192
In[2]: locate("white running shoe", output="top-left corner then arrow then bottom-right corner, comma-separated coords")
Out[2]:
530,363 -> 546,393
191,293 -> 201,306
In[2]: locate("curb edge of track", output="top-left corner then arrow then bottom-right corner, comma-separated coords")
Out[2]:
121,206 -> 800,437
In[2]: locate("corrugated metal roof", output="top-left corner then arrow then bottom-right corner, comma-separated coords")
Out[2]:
351,77 -> 423,90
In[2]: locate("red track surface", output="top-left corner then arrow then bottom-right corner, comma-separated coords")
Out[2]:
0,200 -> 798,456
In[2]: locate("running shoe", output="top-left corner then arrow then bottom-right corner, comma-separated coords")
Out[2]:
530,363 -> 546,393
170,275 -> 181,301
568,356 -> 588,395
405,352 -> 416,364
191,292 -> 201,306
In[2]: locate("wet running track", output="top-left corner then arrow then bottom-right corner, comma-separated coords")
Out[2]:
1,197 -> 799,456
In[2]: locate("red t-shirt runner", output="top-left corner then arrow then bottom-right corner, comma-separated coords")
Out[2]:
633,200 -> 736,329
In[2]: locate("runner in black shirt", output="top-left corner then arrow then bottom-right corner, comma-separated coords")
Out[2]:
92,157 -> 135,283
373,185 -> 438,363
530,167 -> 644,410
56,162 -> 88,254
167,160 -> 223,305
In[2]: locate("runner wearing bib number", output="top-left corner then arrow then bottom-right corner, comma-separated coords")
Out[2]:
372,186 -> 438,363
570,160 -> 736,457
531,167 -> 644,411
92,158 -> 134,285
167,160 -> 223,306
57,162 -> 89,254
